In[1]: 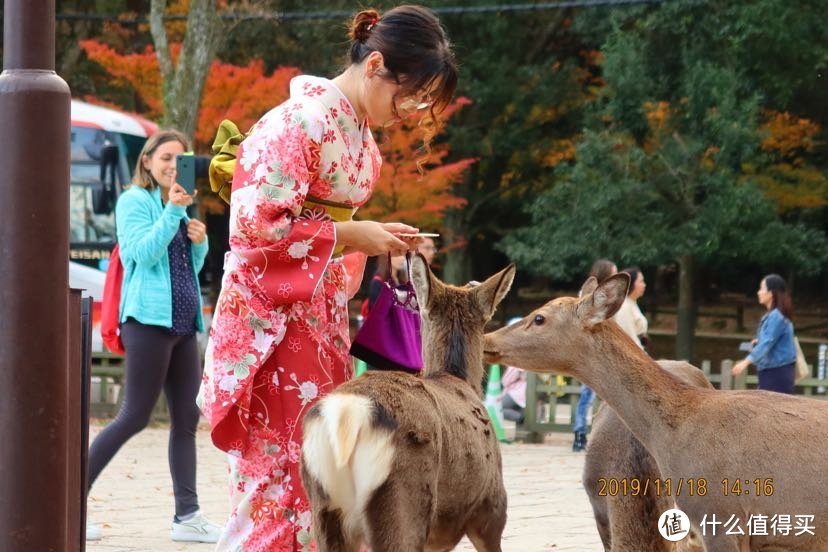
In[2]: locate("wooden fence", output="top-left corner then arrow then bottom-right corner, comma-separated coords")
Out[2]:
89,352 -> 168,420
89,350 -> 827,432
515,358 -> 827,443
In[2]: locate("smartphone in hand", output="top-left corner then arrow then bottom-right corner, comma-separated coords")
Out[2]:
175,154 -> 197,195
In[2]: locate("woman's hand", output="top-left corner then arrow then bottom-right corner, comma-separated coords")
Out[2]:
187,219 -> 207,244
731,358 -> 750,376
169,183 -> 196,207
335,221 -> 418,256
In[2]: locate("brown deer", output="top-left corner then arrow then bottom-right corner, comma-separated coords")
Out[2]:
484,274 -> 828,552
585,359 -> 709,552
300,255 -> 515,551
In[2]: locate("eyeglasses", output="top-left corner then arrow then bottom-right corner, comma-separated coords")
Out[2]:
398,96 -> 433,113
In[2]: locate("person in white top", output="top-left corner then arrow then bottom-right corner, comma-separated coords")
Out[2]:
614,266 -> 649,349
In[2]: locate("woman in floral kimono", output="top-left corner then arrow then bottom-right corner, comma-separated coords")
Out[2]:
198,5 -> 458,550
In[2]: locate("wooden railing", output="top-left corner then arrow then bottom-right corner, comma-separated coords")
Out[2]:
89,351 -> 169,420
699,359 -> 827,395
516,359 -> 827,443
89,348 -> 827,432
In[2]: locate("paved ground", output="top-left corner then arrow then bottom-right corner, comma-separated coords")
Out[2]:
86,422 -> 603,551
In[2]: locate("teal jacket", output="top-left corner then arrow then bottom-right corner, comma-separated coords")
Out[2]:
116,186 -> 208,331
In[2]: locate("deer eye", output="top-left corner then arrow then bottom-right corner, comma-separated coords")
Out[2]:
533,314 -> 546,325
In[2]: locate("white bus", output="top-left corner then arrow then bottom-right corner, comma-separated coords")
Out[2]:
68,101 -> 213,354
69,101 -> 157,352
69,99 -> 157,269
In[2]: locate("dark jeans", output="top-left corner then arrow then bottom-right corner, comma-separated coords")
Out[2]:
572,383 -> 595,434
758,363 -> 795,394
88,320 -> 202,517
503,393 -> 524,424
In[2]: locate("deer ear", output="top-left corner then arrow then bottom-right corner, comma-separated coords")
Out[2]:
578,273 -> 629,326
474,264 -> 516,319
409,253 -> 433,311
579,276 -> 598,298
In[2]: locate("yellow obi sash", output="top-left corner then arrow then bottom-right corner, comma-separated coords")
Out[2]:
303,195 -> 355,257
209,120 -> 247,204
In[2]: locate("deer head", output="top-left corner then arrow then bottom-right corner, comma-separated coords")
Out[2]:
409,254 -> 516,386
483,273 -> 630,374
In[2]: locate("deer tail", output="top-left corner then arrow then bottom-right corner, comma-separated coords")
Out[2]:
302,393 -> 396,523
331,394 -> 367,467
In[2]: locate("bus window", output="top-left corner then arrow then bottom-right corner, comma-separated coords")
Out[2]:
69,177 -> 116,244
71,126 -> 109,162
70,100 -> 156,268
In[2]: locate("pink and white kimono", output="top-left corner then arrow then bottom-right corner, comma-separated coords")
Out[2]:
198,75 -> 382,551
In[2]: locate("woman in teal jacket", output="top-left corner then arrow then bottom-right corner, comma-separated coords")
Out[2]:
86,130 -> 221,542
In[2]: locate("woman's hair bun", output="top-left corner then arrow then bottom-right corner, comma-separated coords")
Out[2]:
349,9 -> 380,42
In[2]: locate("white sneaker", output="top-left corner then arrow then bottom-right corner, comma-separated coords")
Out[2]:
86,523 -> 102,541
170,510 -> 223,543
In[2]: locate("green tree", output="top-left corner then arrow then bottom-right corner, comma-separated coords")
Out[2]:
436,5 -> 599,284
500,0 -> 828,360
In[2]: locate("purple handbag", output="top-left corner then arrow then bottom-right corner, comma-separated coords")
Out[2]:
350,254 -> 423,373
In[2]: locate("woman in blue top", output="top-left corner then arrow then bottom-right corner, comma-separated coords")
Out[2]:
86,130 -> 221,542
732,274 -> 797,393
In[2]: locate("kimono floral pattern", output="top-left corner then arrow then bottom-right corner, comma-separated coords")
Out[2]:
198,75 -> 382,551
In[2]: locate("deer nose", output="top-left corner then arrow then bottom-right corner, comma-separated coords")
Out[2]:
482,349 -> 501,363
482,336 -> 501,362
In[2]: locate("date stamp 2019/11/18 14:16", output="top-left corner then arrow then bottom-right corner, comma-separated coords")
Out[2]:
596,477 -> 776,497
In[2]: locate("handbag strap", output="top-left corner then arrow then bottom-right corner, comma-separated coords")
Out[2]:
383,252 -> 418,310
404,251 -> 414,280
384,252 -> 415,283
383,252 -> 393,281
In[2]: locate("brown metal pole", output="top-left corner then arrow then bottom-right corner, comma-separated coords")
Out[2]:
0,1 -> 72,551
67,290 -> 83,551
78,295 -> 93,552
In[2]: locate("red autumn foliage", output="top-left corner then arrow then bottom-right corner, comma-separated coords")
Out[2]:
80,40 -> 298,151
80,40 -> 473,225
359,97 -> 476,232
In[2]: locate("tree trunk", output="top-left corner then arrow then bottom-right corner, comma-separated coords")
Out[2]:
442,207 -> 472,285
675,254 -> 696,361
57,19 -> 92,82
149,0 -> 223,144
443,246 -> 472,286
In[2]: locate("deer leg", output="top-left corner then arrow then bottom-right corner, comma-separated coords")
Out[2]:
303,469 -> 360,552
362,479 -> 432,552
590,499 -> 612,551
607,495 -> 674,552
464,497 -> 507,552
675,528 -> 705,552
699,533 -> 741,552
466,532 -> 502,552
311,506 -> 361,552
